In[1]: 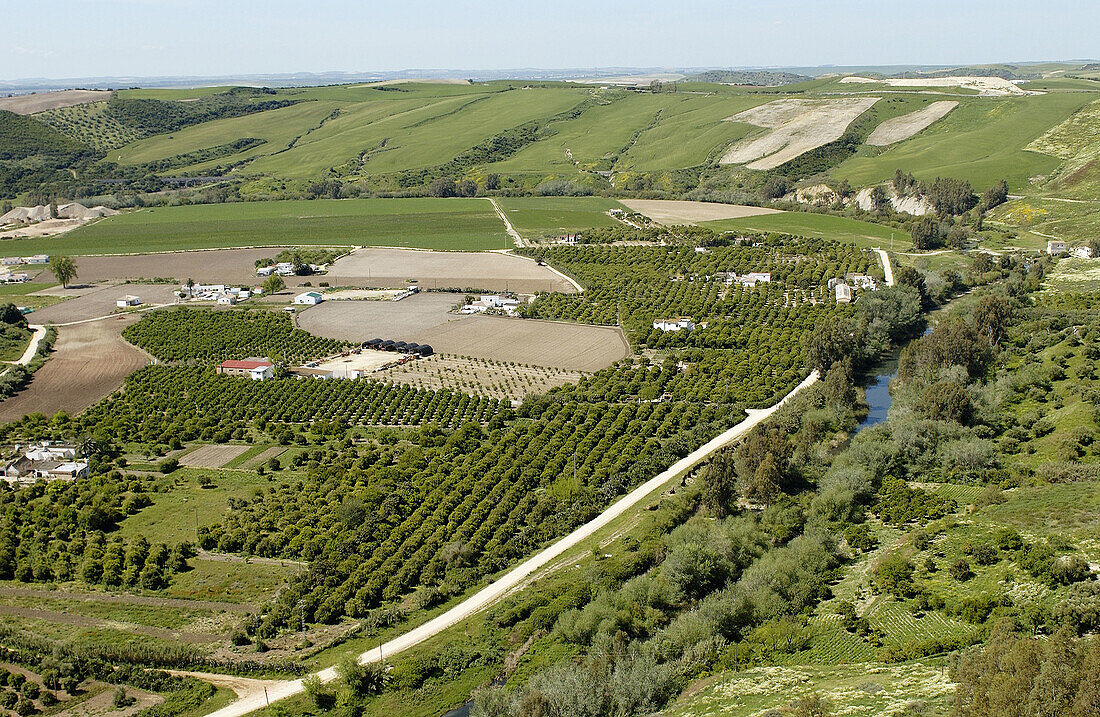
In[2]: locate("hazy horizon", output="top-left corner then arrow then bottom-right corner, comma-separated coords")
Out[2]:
6,0 -> 1098,82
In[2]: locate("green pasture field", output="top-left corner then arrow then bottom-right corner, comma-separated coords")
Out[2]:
988,198 -> 1100,247
834,92 -> 1096,191
110,100 -> 343,171
117,468 -> 275,546
0,590 -> 209,630
248,87 -> 586,178
620,94 -> 771,170
163,556 -> 299,605
665,661 -> 953,717
1043,257 -> 1100,292
495,196 -> 625,237
0,281 -> 69,312
703,211 -> 911,250
2,198 -> 509,255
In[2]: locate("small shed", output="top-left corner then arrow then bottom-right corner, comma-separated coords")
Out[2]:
116,295 -> 141,308
293,291 -> 324,306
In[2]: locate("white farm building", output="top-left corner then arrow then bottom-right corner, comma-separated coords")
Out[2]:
294,291 -> 324,306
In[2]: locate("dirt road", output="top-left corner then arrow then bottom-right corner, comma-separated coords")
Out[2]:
488,197 -> 526,248
873,248 -> 895,287
203,369 -> 820,717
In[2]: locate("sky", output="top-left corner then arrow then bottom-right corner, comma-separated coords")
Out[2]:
6,0 -> 1099,80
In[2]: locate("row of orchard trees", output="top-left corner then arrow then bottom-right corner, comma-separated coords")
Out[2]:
122,308 -> 350,363
215,396 -> 730,634
77,365 -> 505,443
520,240 -> 873,347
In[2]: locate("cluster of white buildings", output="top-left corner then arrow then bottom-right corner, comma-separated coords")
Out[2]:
2,255 -> 49,266
2,442 -> 88,485
0,255 -> 46,285
1047,240 -> 1095,259
182,283 -> 254,305
652,317 -> 696,332
715,271 -> 772,287
830,273 -> 879,304
257,262 -> 324,277
460,294 -> 521,315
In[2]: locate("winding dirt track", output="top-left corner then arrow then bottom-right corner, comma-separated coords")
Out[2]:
202,370 -> 820,717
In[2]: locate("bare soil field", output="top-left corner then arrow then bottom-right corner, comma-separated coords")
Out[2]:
297,294 -> 628,371
179,444 -> 252,469
721,98 -> 879,169
0,89 -> 110,114
619,199 -> 783,225
65,247 -> 297,285
384,353 -> 584,401
29,283 -> 181,324
867,101 -> 958,145
0,315 -> 149,422
325,248 -> 577,293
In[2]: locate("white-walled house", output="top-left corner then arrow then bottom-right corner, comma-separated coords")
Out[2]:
1047,240 -> 1067,256
653,317 -> 695,332
294,291 -> 324,306
835,283 -> 852,304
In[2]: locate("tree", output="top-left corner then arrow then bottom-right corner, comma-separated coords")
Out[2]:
48,255 -> 78,289
874,552 -> 915,597
983,179 -> 1009,210
833,178 -> 852,200
456,179 -> 477,197
761,176 -> 789,201
870,185 -> 890,212
804,316 -> 861,373
893,265 -> 928,307
972,295 -> 1014,347
700,449 -> 737,517
428,177 -> 456,198
910,216 -> 944,251
262,275 -> 286,296
919,381 -> 972,424
485,173 -> 501,191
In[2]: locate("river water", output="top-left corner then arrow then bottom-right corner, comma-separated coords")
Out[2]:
858,353 -> 899,431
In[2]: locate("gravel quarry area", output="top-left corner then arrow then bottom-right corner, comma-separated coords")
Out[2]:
721,98 -> 879,170
619,199 -> 783,224
866,101 -> 959,145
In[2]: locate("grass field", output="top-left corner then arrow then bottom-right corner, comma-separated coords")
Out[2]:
667,662 -> 954,717
110,100 -> 343,172
834,92 -> 1096,191
117,468 -> 276,546
248,88 -> 586,178
703,211 -> 911,249
988,197 -> 1100,247
494,196 -> 624,237
1,198 -> 509,255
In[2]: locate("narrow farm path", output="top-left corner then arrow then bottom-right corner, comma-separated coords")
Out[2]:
202,369 -> 820,717
13,324 -> 46,366
506,251 -> 584,293
873,248 -> 895,287
487,197 -> 526,248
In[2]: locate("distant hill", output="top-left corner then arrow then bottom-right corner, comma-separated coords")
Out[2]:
683,70 -> 812,86
891,65 -> 1038,80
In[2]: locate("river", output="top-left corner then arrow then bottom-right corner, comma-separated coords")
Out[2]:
858,352 -> 899,431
